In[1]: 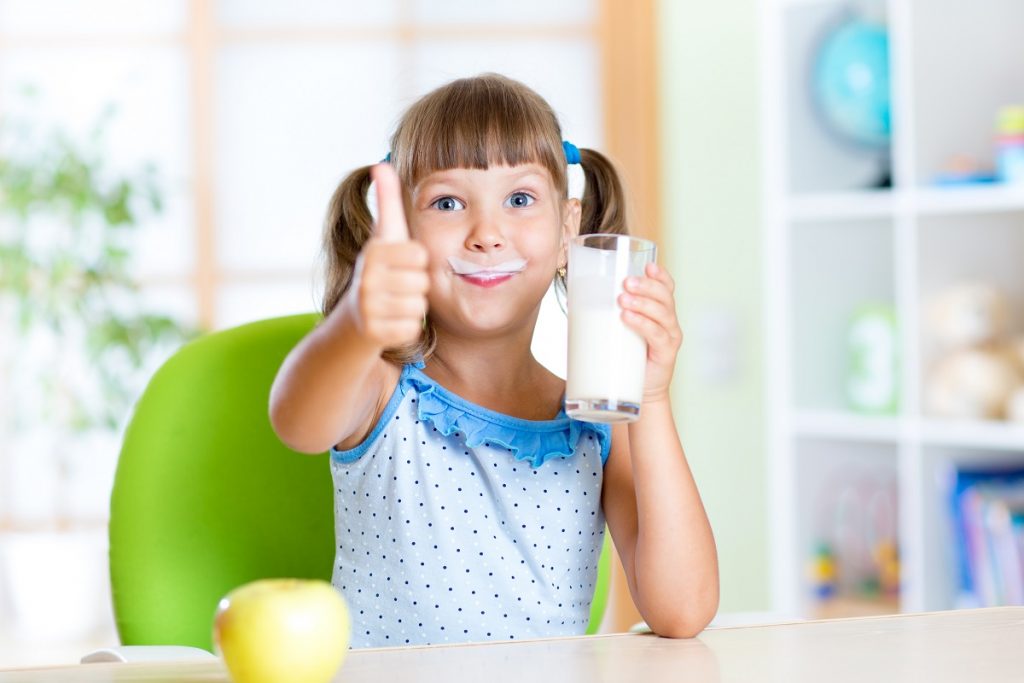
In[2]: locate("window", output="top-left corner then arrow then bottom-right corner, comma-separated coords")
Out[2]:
0,0 -> 657,656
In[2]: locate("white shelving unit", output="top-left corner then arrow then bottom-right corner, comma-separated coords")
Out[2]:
761,0 -> 1024,618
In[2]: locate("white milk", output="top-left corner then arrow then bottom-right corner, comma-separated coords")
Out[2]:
566,307 -> 647,419
565,236 -> 655,423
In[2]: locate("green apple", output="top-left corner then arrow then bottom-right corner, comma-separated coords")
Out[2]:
213,578 -> 351,683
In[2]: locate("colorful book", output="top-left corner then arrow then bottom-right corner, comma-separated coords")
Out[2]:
949,466 -> 1024,607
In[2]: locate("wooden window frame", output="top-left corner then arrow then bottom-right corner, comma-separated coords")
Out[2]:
1,2 -> 660,632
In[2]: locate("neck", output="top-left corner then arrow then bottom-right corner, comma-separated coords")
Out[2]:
418,299 -> 568,421
427,328 -> 540,393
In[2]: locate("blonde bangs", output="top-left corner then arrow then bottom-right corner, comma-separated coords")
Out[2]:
390,74 -> 568,193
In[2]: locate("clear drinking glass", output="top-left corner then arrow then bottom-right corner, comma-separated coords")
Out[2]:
565,234 -> 657,423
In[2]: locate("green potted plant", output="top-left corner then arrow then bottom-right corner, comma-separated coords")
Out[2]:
0,101 -> 196,641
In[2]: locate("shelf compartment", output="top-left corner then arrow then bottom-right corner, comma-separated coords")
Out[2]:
921,445 -> 1024,611
916,212 -> 1024,418
790,219 -> 896,412
793,438 -> 901,617
916,212 -> 1024,313
911,0 -> 1024,189
782,0 -> 892,194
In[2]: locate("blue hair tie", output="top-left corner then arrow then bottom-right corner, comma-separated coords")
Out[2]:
562,140 -> 581,165
382,152 -> 391,163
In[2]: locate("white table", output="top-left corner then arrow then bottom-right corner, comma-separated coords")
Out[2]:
1,607 -> 1021,682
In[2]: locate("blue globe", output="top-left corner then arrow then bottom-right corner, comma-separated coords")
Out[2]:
813,18 -> 891,148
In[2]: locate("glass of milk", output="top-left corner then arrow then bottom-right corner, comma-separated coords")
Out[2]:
565,234 -> 657,423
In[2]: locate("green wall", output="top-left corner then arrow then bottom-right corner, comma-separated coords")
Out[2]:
658,0 -> 770,613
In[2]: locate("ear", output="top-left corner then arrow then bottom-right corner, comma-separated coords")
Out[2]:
559,198 -> 582,267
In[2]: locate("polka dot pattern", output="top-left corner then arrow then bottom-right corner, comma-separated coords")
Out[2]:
329,366 -> 607,649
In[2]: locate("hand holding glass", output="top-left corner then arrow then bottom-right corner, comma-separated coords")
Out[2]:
565,234 -> 657,423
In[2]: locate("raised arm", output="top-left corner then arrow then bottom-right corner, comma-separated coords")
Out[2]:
269,164 -> 429,453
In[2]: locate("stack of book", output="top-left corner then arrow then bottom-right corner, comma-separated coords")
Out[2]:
950,467 -> 1024,607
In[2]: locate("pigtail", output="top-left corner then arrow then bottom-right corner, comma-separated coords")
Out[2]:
321,165 -> 375,317
554,148 -> 631,311
577,148 -> 629,237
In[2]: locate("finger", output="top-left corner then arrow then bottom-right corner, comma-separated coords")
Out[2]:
621,309 -> 672,347
362,258 -> 430,302
645,262 -> 675,293
624,275 -> 674,308
366,319 -> 423,346
366,292 -> 429,319
378,270 -> 431,296
359,291 -> 427,322
618,293 -> 678,331
620,295 -> 683,345
371,162 -> 410,243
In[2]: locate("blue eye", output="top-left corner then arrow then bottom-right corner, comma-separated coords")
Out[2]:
505,192 -> 535,208
431,196 -> 464,211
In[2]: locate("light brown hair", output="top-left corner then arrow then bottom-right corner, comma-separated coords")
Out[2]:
321,73 -> 630,364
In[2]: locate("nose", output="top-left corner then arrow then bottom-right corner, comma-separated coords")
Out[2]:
465,211 -> 506,252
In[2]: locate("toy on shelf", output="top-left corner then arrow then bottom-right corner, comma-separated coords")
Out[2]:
996,105 -> 1024,185
811,3 -> 891,188
847,304 -> 899,415
924,282 -> 1024,421
864,483 -> 900,598
931,155 -> 998,187
808,542 -> 839,600
929,105 -> 1024,187
809,469 -> 900,612
874,539 -> 900,598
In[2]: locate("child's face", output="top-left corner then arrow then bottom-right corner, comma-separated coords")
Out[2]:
408,163 -> 578,338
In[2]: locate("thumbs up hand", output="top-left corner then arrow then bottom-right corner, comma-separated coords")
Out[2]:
343,163 -> 430,349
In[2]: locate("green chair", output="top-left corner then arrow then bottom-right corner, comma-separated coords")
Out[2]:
109,314 -> 610,654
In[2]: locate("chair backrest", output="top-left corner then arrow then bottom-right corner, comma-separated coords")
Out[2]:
110,314 -> 609,652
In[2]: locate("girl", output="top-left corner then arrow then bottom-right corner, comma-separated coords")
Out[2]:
270,73 -> 718,648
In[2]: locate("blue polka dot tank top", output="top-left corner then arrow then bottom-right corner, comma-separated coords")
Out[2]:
330,362 -> 611,649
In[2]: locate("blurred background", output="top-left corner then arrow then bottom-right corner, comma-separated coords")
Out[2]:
3,0 -> 1024,670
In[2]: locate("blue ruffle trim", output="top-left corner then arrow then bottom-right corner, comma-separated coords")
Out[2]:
401,365 -> 611,469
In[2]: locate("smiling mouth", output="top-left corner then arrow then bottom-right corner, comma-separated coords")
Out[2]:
448,257 -> 527,287
457,272 -> 518,288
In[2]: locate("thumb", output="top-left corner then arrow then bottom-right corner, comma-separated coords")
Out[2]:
370,162 -> 410,243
